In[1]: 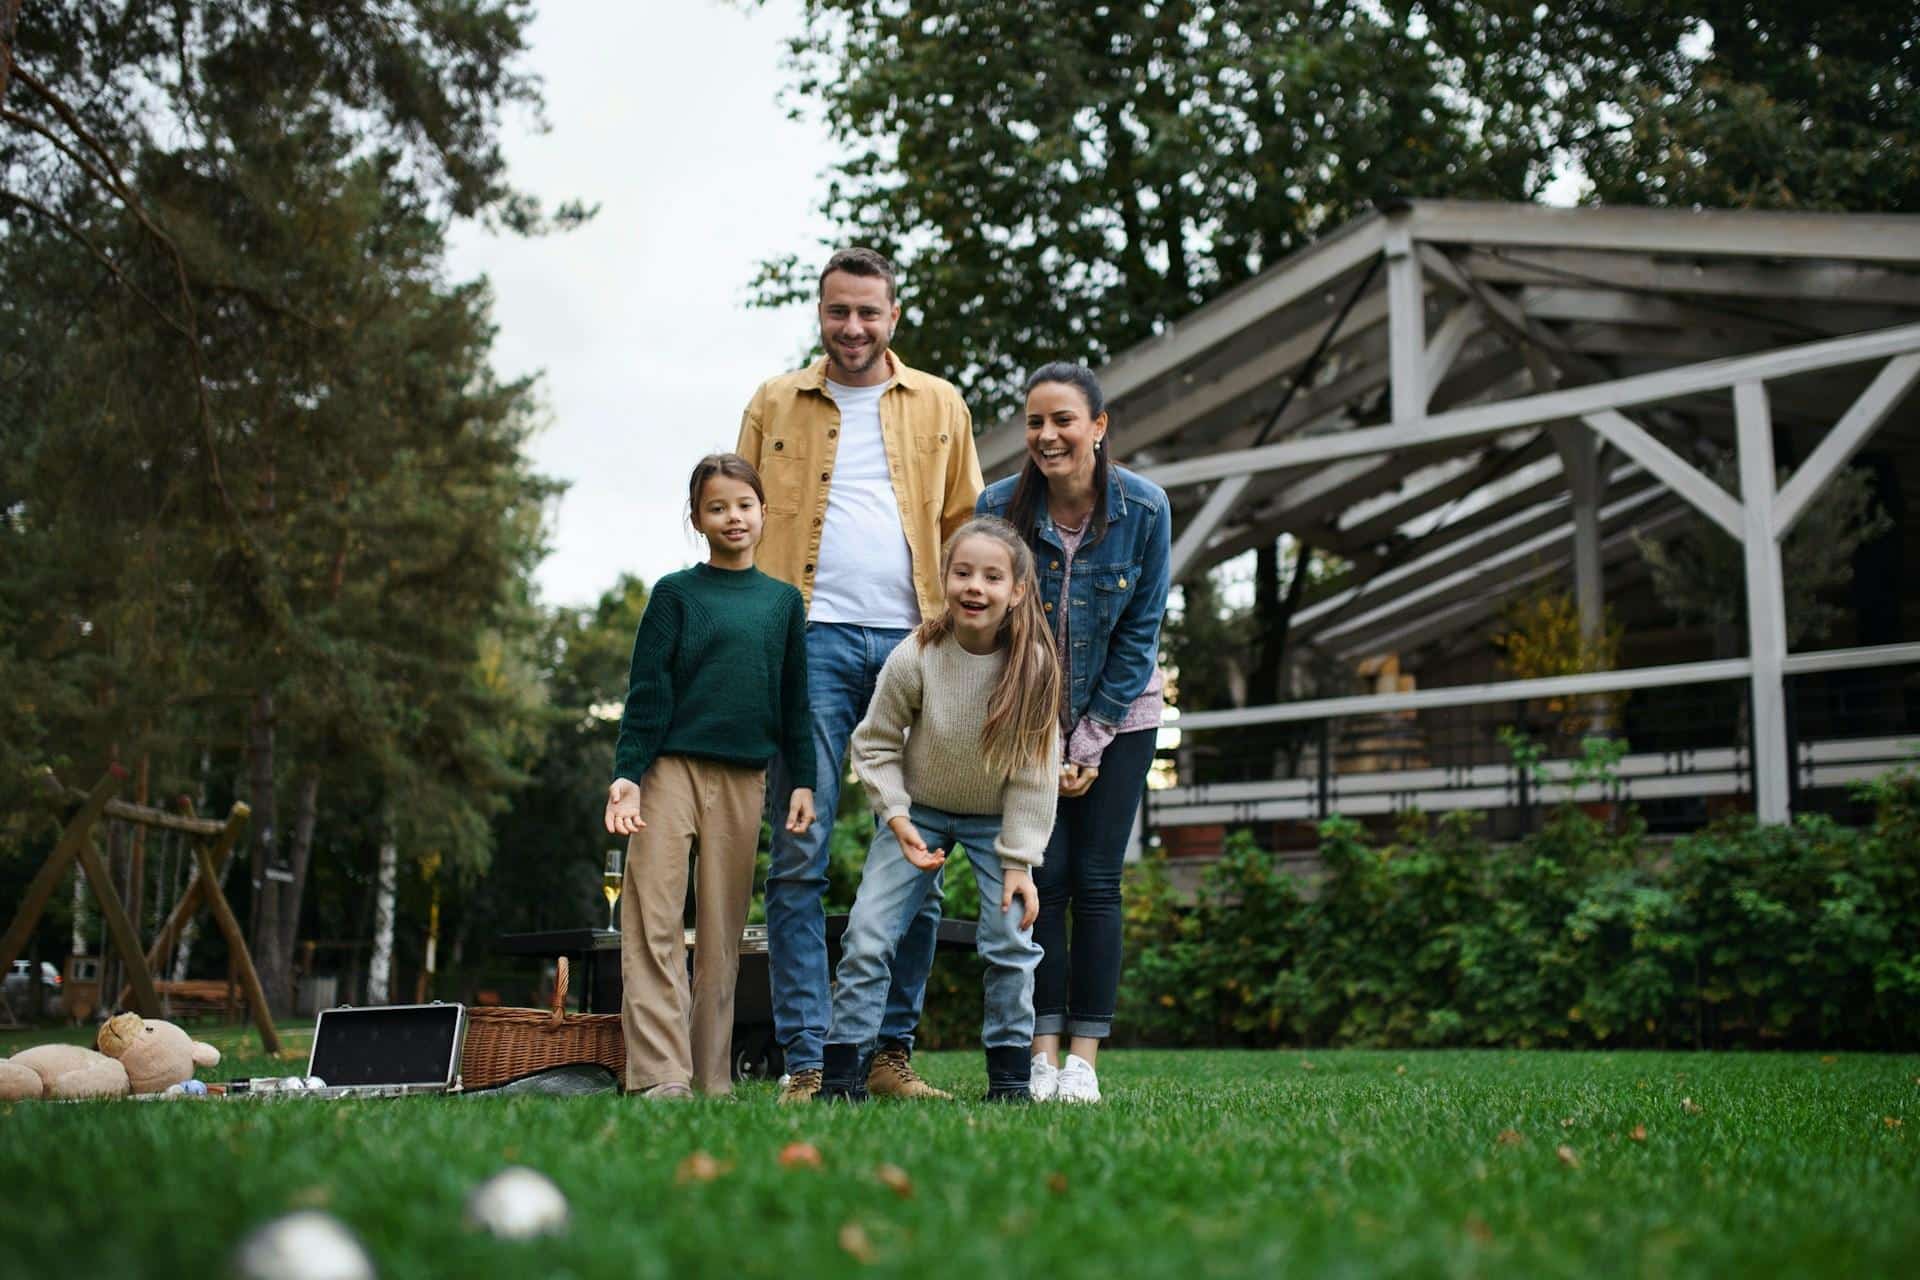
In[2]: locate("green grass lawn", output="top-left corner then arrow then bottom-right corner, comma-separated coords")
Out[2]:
2,1031 -> 1915,1279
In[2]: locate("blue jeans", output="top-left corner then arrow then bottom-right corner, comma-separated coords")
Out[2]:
829,804 -> 1041,1050
767,622 -> 942,1073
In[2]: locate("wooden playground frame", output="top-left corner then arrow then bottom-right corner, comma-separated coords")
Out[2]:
0,765 -> 283,1055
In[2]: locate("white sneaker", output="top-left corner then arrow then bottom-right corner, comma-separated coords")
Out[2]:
1030,1055 -> 1060,1102
1056,1053 -> 1101,1103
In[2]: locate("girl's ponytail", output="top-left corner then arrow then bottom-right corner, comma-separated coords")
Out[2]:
918,516 -> 1061,779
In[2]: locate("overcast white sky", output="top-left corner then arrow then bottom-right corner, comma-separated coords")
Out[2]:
445,1 -> 838,609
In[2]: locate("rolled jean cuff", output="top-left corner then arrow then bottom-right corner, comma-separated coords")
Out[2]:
1069,1016 -> 1112,1040
1032,1011 -> 1068,1036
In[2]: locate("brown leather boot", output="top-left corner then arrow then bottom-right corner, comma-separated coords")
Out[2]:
777,1068 -> 823,1105
866,1041 -> 953,1100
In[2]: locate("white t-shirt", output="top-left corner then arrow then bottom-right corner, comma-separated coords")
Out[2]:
810,378 -> 921,628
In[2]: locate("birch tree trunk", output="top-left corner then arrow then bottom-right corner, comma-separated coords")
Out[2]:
367,808 -> 398,1005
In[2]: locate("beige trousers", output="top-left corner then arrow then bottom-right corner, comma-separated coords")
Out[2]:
619,755 -> 765,1095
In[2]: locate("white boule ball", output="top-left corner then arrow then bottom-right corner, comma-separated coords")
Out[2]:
282,1075 -> 309,1091
230,1211 -> 375,1280
464,1166 -> 571,1240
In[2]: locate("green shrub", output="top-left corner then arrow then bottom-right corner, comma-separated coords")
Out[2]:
1116,760 -> 1920,1051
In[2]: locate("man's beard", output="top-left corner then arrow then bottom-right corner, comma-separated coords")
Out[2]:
828,330 -> 891,379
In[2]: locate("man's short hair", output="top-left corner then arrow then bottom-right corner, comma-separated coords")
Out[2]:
819,247 -> 897,302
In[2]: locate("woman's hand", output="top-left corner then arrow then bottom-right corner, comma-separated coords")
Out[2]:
890,815 -> 946,870
605,778 -> 646,836
785,787 -> 816,834
1001,866 -> 1039,929
1059,762 -> 1099,798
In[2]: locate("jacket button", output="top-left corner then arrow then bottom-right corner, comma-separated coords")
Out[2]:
805,563 -> 814,574
820,471 -> 829,481
939,434 -> 947,443
1043,602 -> 1053,613
828,428 -> 837,438
773,441 -> 784,451
1119,578 -> 1127,588
1050,561 -> 1060,571
812,517 -> 821,527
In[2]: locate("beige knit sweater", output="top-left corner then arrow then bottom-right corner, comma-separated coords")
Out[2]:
850,631 -> 1059,868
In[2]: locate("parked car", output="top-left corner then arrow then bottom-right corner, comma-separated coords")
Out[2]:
3,959 -> 63,1018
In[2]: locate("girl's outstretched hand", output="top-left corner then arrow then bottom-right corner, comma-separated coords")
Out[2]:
1002,866 -> 1039,929
890,815 -> 946,870
605,778 -> 646,836
785,787 -> 816,834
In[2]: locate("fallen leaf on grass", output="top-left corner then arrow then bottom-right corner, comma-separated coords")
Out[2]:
1557,1145 -> 1580,1168
778,1141 -> 823,1170
677,1151 -> 733,1184
1495,1129 -> 1524,1148
1561,1117 -> 1575,1128
1300,1058 -> 1316,1071
1046,1171 -> 1070,1195
1630,1124 -> 1648,1142
1884,1116 -> 1903,1130
875,1163 -> 914,1198
1680,1097 -> 1702,1115
1395,1065 -> 1407,1076
1820,1055 -> 1837,1065
288,1185 -> 330,1209
837,1221 -> 876,1264
1464,1214 -> 1494,1244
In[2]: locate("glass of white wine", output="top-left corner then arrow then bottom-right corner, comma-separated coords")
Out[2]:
603,848 -> 623,932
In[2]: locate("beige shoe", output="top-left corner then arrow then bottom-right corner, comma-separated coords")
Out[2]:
866,1044 -> 953,1101
777,1068 -> 823,1104
639,1081 -> 694,1101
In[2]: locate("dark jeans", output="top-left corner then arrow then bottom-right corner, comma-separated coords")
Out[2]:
1032,728 -> 1157,1040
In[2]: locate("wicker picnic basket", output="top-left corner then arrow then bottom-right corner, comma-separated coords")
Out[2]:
460,957 -> 625,1089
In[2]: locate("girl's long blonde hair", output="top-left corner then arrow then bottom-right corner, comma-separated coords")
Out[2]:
915,516 -> 1060,779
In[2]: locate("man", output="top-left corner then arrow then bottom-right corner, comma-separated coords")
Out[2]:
737,247 -> 983,1103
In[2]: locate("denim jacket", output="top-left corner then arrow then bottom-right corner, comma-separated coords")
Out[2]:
977,465 -> 1172,727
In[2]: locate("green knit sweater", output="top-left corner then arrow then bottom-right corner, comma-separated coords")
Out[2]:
612,563 -> 815,789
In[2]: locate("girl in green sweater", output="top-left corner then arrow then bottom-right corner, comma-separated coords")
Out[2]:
603,453 -> 815,1099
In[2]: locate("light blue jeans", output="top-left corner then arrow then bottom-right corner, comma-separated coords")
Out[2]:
828,803 -> 1041,1051
767,622 -> 942,1073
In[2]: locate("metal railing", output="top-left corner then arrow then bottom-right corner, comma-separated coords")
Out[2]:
1147,642 -> 1920,843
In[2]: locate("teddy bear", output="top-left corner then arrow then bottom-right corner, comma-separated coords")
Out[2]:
2,1043 -> 130,1100
97,1011 -> 221,1095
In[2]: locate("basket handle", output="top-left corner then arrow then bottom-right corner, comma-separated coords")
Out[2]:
549,956 -> 570,1026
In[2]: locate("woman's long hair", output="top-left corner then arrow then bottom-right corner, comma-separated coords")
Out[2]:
1004,361 -> 1110,548
915,516 -> 1060,779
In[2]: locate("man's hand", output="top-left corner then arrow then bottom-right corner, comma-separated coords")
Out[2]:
1060,763 -> 1099,798
890,815 -> 946,870
605,778 -> 646,836
785,787 -> 816,834
1002,866 -> 1039,930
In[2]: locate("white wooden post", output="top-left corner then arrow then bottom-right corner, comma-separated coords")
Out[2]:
1550,425 -> 1604,644
1734,381 -> 1791,822
1386,226 -> 1427,425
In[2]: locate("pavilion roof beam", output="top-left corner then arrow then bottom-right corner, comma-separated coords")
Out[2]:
1331,432 -> 1556,550
979,216 -> 1391,472
1312,503 -> 1692,659
1167,475 -> 1252,582
1406,200 -> 1920,263
1140,321 -> 1920,491
1514,286 -> 1894,341
1774,353 -> 1920,539
1299,471 -> 1654,636
990,287 -> 1395,481
1458,247 -> 1920,308
1298,475 -> 1663,644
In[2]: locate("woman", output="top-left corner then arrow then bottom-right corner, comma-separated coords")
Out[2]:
977,361 -> 1172,1103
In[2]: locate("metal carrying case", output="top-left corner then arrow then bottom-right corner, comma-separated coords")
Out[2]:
303,1000 -> 468,1095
